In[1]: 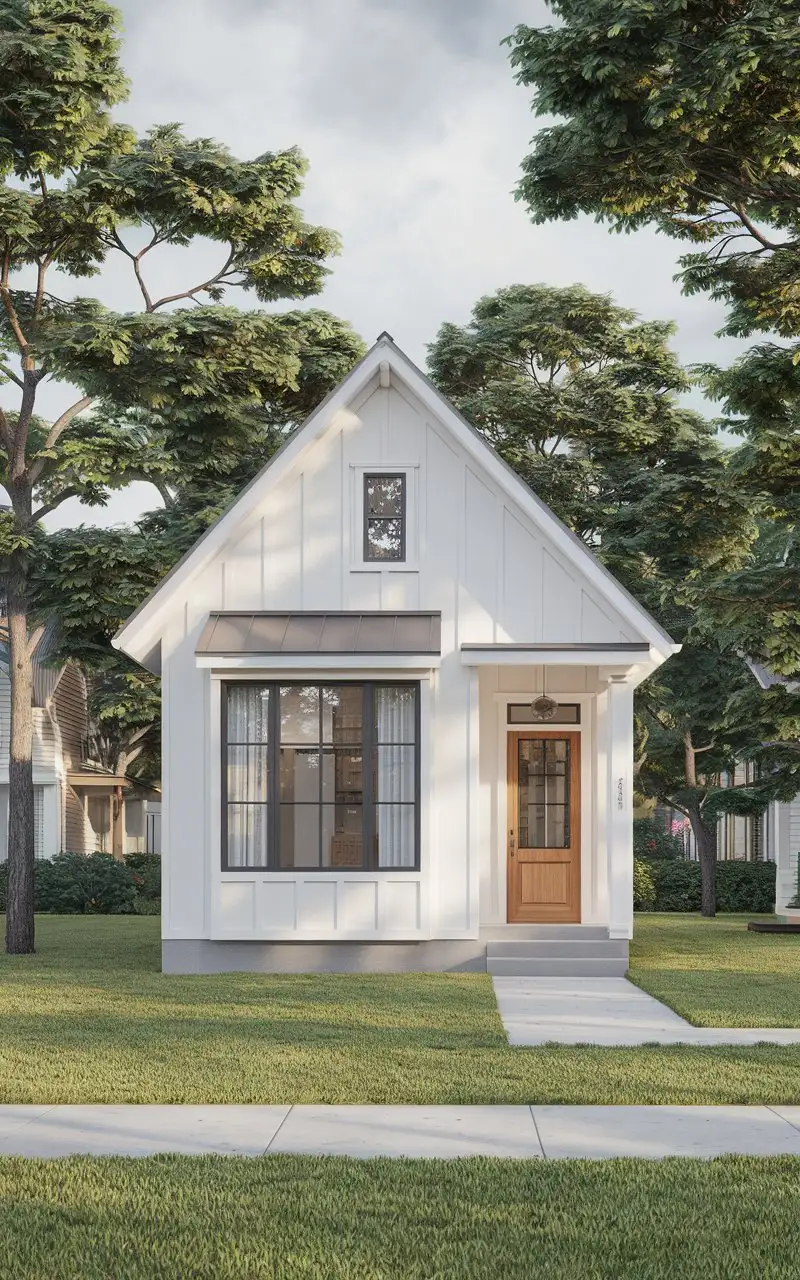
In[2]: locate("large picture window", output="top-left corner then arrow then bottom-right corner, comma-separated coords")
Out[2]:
222,682 -> 420,871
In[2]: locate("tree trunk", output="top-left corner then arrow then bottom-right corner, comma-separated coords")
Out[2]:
5,561 -> 35,953
688,807 -> 717,918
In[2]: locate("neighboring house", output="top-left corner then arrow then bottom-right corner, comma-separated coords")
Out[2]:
114,334 -> 679,975
746,662 -> 800,915
0,625 -> 160,859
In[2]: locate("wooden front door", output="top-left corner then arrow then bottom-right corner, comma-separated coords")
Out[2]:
507,731 -> 581,923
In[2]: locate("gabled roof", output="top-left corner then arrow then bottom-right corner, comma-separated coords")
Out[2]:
114,333 -> 678,668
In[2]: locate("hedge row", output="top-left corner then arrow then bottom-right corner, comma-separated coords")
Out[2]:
634,856 -> 776,913
0,852 -> 161,915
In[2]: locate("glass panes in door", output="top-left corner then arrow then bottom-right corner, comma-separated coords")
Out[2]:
518,737 -> 570,849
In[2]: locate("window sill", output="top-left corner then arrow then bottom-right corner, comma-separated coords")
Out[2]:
220,868 -> 422,878
349,563 -> 419,574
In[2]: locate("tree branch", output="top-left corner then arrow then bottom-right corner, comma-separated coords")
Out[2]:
0,362 -> 23,390
27,396 -> 94,484
732,203 -> 783,251
26,624 -> 44,659
0,404 -> 14,454
30,488 -> 81,524
150,246 -> 237,311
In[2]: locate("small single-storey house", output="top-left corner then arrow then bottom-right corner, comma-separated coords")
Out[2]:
114,334 -> 679,975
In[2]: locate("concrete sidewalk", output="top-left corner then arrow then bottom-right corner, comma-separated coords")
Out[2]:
1,1105 -> 800,1159
492,977 -> 800,1046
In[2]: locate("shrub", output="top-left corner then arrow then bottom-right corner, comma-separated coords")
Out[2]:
35,852 -> 137,915
714,860 -> 776,913
647,858 -> 701,911
124,852 -> 161,903
633,817 -> 685,860
640,858 -> 777,913
633,858 -> 656,911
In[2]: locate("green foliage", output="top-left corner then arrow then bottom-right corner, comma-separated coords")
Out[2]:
642,858 -> 777,913
0,0 -> 131,178
506,1 -> 800,689
0,853 -> 137,914
427,284 -> 746,560
0,0 -> 365,950
506,0 -> 800,338
633,857 -> 656,911
645,859 -> 703,912
123,852 -> 160,903
633,818 -> 684,861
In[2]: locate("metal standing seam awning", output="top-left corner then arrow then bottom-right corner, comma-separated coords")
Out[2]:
195,611 -> 442,668
459,642 -> 654,667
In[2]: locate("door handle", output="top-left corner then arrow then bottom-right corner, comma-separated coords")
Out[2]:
509,829 -> 515,858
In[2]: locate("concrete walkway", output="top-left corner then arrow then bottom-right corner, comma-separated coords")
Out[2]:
492,977 -> 800,1046
2,1105 -> 800,1159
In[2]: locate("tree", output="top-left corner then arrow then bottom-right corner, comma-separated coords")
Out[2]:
505,3 -> 800,667
427,283 -> 755,568
428,283 -> 787,915
636,648 -> 800,915
505,0 -> 800,337
0,0 -> 362,953
505,1 -> 800,909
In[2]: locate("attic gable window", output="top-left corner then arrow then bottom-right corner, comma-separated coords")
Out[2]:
364,474 -> 406,562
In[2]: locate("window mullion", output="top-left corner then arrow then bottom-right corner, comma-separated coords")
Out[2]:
268,682 -> 279,870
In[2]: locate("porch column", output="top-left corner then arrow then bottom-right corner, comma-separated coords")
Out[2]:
607,675 -> 634,939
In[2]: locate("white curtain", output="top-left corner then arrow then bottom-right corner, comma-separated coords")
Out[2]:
227,686 -> 269,867
375,687 -> 415,867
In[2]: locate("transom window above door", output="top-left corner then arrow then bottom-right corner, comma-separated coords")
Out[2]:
223,682 -> 419,872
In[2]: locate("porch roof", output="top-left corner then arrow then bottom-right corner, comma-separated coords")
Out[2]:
460,642 -> 652,667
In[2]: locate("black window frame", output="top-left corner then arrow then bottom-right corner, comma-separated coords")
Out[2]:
221,680 -> 421,872
363,473 -> 406,563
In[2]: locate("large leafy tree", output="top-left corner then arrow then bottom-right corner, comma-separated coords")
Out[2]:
429,283 -> 794,914
505,1 -> 800,910
0,0 -> 362,953
427,283 -> 755,576
505,0 -> 800,671
505,0 -> 800,337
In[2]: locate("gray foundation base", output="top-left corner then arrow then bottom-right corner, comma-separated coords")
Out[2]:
162,939 -> 487,975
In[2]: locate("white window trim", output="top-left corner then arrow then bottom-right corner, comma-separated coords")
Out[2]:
349,464 -> 420,572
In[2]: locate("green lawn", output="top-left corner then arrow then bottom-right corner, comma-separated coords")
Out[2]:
1,915 -> 800,1105
0,1153 -> 799,1278
629,913 -> 800,1026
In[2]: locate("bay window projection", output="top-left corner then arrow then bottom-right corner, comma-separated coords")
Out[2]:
222,683 -> 419,871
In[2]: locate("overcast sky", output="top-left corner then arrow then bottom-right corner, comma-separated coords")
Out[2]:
35,0 -> 746,530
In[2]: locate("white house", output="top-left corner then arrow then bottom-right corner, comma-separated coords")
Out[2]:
114,334 -> 680,975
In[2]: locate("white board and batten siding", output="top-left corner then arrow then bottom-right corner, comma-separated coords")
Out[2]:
157,361 -> 644,945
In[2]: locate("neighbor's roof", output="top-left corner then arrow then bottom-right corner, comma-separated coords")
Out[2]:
114,333 -> 678,668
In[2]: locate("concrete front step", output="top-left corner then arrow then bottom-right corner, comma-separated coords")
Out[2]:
486,939 -> 629,959
479,925 -> 611,942
486,956 -> 629,978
